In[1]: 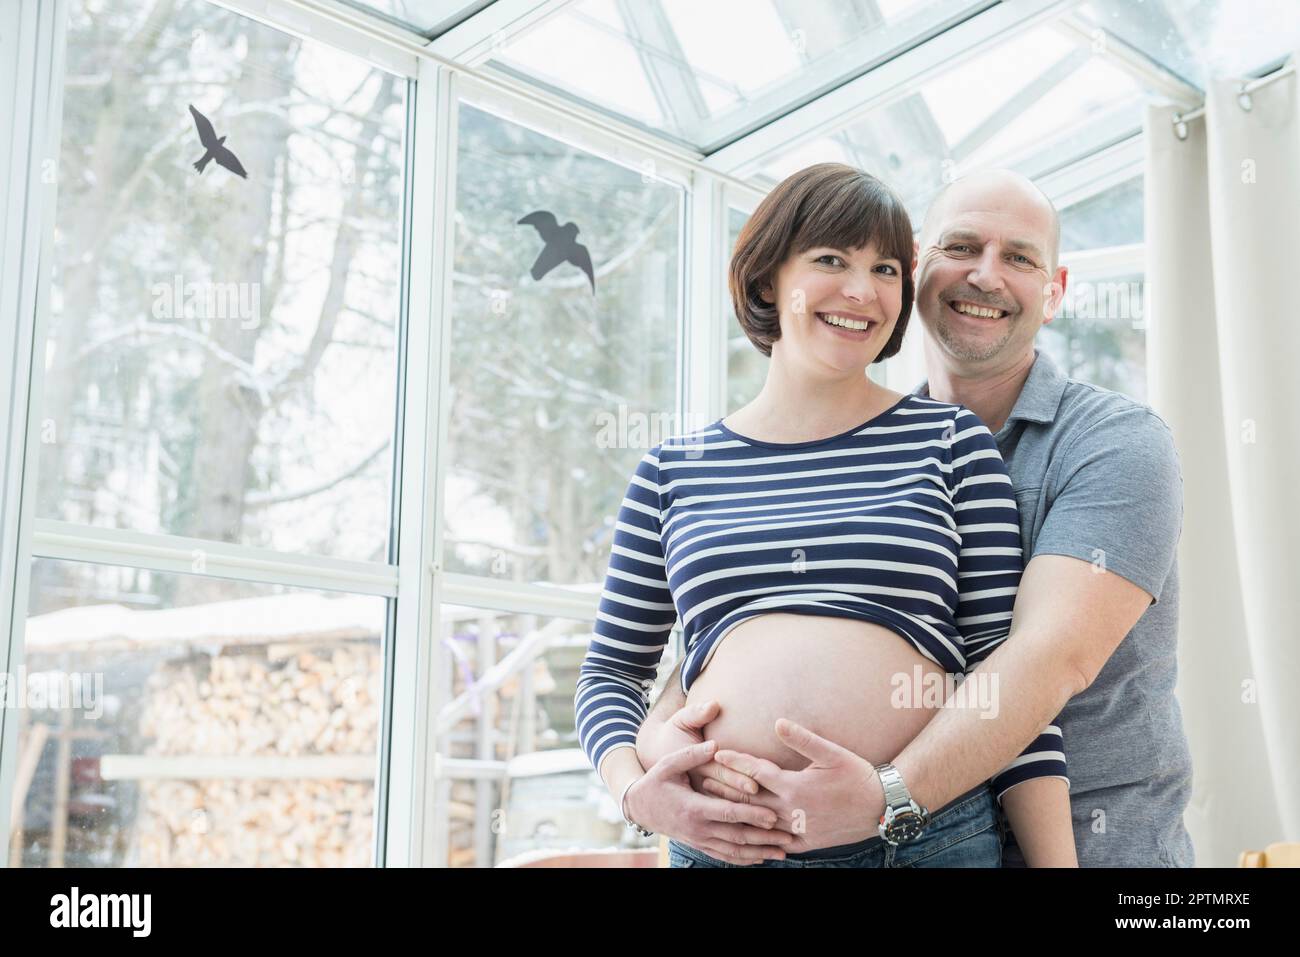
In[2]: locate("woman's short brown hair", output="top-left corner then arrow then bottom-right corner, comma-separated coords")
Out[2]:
729,163 -> 914,362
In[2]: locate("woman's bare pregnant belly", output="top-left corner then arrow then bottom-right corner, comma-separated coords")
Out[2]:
686,613 -> 945,771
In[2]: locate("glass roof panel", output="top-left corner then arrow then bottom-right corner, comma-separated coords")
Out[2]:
339,0 -> 494,37
756,22 -> 1148,225
491,0 -> 991,151
493,0 -> 666,129
1080,0 -> 1300,88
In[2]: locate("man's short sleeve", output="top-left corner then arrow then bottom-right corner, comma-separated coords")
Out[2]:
1031,406 -> 1183,603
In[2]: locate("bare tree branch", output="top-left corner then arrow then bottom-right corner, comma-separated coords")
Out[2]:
244,439 -> 391,509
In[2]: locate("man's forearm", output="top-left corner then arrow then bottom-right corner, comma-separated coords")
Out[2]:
889,630 -> 1081,818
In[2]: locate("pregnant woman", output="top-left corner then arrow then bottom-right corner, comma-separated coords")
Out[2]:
575,163 -> 1074,867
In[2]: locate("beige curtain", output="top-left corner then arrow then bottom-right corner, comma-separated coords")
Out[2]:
1146,61 -> 1299,866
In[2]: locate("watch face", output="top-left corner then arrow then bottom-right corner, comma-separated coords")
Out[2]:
882,808 -> 926,844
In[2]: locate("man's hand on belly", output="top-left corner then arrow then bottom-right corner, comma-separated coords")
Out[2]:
708,718 -> 886,853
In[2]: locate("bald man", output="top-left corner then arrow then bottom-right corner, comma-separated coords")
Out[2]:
637,169 -> 1194,867
901,170 -> 1193,866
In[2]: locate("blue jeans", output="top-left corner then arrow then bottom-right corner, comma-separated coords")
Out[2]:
667,783 -> 1002,868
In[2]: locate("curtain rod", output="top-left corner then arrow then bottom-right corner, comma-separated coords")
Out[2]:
1172,61 -> 1296,136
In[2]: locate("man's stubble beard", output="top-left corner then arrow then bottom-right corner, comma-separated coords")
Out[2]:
932,308 -> 1019,362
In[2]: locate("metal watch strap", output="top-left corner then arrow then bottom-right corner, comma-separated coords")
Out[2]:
877,762 -> 911,808
876,762 -> 929,845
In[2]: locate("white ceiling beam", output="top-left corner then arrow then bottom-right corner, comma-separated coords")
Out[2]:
1034,133 -> 1144,208
1059,243 -> 1144,275
1009,102 -> 1144,184
704,0 -> 1081,177
331,0 -> 494,37
413,0 -> 496,37
209,0 -> 424,76
213,0 -> 574,76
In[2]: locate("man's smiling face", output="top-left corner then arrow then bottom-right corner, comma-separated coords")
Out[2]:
915,170 -> 1067,368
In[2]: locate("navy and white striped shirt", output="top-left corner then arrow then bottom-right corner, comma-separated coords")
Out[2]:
576,394 -> 1068,801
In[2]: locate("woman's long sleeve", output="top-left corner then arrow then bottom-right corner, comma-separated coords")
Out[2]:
575,446 -> 679,777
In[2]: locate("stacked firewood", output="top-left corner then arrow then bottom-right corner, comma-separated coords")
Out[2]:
132,778 -> 376,867
130,638 -> 559,866
132,643 -> 382,867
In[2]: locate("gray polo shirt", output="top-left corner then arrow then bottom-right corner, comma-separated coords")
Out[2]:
915,348 -> 1194,867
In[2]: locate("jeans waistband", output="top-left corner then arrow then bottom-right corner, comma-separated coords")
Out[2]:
783,781 -> 993,860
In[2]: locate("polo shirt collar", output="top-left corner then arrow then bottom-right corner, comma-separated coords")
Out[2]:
910,347 -> 1068,428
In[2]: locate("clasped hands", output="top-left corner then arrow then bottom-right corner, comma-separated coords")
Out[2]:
629,699 -> 886,865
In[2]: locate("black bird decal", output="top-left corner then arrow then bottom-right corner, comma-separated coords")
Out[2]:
188,104 -> 248,179
517,210 -> 595,293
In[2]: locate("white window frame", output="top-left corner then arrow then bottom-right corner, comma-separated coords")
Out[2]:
0,0 -> 68,861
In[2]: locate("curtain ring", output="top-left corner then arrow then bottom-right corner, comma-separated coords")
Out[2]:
1172,112 -> 1189,140
1237,82 -> 1253,111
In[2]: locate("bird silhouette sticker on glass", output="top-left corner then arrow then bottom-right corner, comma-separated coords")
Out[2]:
517,211 -> 596,294
188,104 -> 248,179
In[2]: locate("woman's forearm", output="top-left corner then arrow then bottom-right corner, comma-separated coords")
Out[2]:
599,744 -> 646,799
999,777 -> 1077,866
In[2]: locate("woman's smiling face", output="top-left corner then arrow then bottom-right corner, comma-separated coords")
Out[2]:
762,241 -> 904,376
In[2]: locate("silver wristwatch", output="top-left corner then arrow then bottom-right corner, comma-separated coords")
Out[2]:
876,762 -> 930,845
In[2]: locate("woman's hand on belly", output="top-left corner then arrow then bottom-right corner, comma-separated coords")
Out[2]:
636,699 -> 769,801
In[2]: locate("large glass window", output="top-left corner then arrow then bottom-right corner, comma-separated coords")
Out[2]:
1039,177 -> 1147,400
9,0 -> 407,869
1059,176 -> 1144,253
12,559 -> 385,868
444,102 -> 683,587
429,605 -> 677,867
37,0 -> 406,562
434,103 -> 686,866
724,206 -> 767,414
